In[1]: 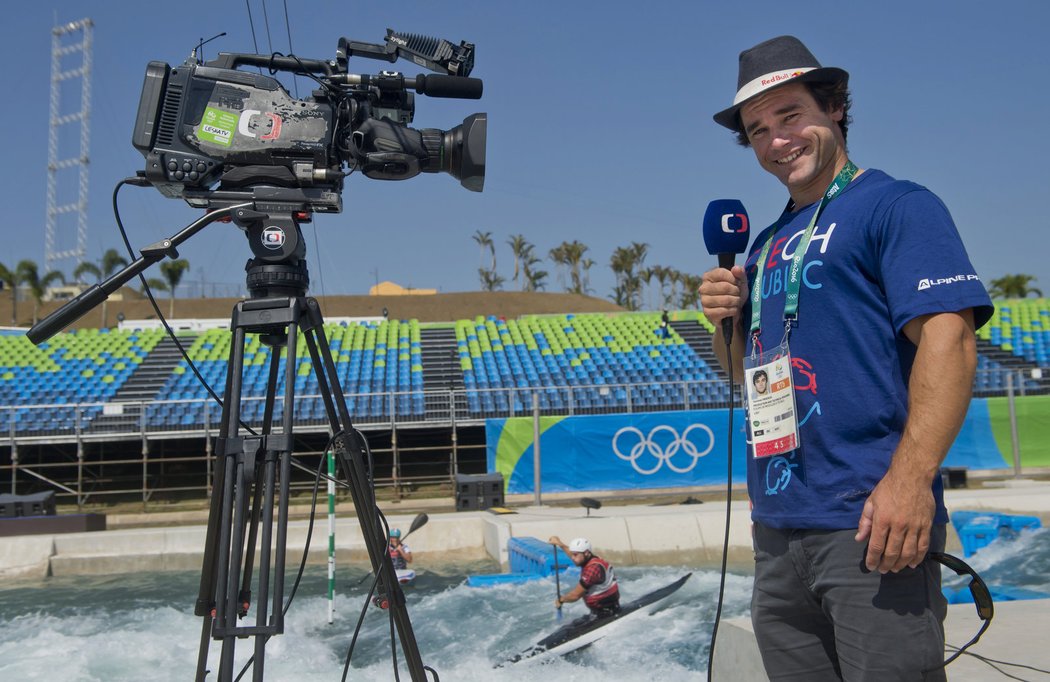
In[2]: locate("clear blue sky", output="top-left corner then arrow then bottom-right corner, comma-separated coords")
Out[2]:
2,1 -> 1048,304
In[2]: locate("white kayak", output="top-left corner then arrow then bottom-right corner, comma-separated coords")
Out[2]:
503,573 -> 691,665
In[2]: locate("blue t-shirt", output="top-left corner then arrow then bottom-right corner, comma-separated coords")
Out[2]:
741,169 -> 993,530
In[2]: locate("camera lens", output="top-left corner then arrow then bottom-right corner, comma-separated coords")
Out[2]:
420,113 -> 486,192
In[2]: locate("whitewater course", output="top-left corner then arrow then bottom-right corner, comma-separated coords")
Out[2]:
1,483 -> 1048,681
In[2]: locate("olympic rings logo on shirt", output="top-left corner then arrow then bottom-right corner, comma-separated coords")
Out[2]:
611,424 -> 715,475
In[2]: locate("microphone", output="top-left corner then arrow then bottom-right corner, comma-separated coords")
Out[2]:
702,199 -> 750,344
411,74 -> 483,99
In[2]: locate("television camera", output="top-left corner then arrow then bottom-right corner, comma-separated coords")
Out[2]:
124,28 -> 486,301
92,30 -> 487,681
131,27 -> 486,217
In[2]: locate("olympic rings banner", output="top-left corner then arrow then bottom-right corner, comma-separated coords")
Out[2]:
485,410 -> 748,494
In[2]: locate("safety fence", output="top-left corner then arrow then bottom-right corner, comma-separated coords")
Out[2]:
1,369 -> 1046,510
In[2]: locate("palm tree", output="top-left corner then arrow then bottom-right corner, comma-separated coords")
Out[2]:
73,249 -> 130,328
580,257 -> 595,295
507,234 -> 530,290
72,248 -> 130,285
549,240 -> 590,294
677,273 -> 702,309
988,274 -> 1042,299
472,230 -> 494,269
479,268 -> 505,292
650,265 -> 672,308
609,246 -> 635,309
72,261 -> 101,283
142,277 -> 169,296
17,261 -> 66,325
472,230 -> 500,290
549,242 -> 569,290
610,282 -> 630,308
662,267 -> 683,309
160,259 -> 191,317
100,248 -> 129,279
609,242 -> 649,310
522,253 -> 547,292
0,262 -> 17,325
638,266 -> 656,310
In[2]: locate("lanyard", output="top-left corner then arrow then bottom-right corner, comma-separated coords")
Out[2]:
749,161 -> 859,336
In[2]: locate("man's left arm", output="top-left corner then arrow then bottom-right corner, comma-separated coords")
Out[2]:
855,309 -> 977,573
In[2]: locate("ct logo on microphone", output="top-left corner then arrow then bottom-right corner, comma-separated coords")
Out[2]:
612,424 -> 715,475
721,213 -> 749,233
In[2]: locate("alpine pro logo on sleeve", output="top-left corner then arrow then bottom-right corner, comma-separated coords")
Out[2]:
916,273 -> 980,291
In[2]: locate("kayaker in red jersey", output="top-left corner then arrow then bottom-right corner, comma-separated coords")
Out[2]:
549,536 -> 621,618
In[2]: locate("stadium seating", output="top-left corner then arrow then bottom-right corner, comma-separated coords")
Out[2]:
980,298 -> 1050,365
455,312 -> 728,415
6,304 -> 1045,432
148,319 -> 426,427
0,327 -> 164,432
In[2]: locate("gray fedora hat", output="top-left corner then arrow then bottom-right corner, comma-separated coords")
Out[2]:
713,35 -> 848,131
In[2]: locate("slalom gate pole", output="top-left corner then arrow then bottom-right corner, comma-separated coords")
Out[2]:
327,449 -> 336,624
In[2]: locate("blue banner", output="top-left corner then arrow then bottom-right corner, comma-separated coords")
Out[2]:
486,410 -> 748,494
486,401 -> 1013,495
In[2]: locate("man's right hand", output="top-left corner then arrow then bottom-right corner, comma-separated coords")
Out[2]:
699,265 -> 748,326
700,265 -> 749,376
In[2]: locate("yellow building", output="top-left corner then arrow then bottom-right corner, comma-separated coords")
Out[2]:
368,281 -> 437,296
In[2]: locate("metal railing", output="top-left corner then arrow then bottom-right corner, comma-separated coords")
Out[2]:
1,370 -> 1045,510
0,379 -> 738,444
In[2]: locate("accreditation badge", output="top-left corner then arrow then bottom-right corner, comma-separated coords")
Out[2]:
743,342 -> 800,458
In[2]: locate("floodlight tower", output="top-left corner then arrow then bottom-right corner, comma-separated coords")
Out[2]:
45,18 -> 93,275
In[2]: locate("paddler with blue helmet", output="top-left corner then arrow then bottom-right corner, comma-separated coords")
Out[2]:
388,527 -> 413,570
549,536 -> 620,618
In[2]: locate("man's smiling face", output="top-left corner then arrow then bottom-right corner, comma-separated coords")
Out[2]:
740,81 -> 847,206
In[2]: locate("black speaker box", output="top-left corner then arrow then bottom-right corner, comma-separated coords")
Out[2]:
454,473 -> 504,511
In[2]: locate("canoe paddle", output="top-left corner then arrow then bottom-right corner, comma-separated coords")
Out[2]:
552,544 -> 563,621
404,512 -> 429,540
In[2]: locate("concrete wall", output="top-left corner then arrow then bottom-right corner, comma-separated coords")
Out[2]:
2,480 -> 1046,580
0,502 -> 757,579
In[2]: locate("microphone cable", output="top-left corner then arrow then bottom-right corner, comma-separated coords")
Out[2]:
706,324 -> 738,682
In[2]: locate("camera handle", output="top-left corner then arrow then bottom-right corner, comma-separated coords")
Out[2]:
27,203 -> 250,345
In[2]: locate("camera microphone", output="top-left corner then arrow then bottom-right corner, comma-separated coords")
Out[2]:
412,74 -> 483,99
702,199 -> 750,344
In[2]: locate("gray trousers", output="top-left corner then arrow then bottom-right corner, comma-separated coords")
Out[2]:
751,523 -> 948,682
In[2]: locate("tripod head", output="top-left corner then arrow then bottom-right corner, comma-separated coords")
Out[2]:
211,189 -> 316,301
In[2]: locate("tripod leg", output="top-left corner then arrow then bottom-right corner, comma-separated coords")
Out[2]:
212,323 -> 253,682
238,354 -> 282,617
219,299 -> 302,681
249,317 -> 299,682
303,309 -> 429,680
195,332 -> 242,682
217,440 -> 253,681
250,445 -> 280,682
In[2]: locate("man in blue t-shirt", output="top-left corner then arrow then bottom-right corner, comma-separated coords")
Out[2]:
700,36 -> 992,681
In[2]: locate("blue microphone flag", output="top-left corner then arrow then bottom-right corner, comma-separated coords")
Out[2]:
702,199 -> 750,256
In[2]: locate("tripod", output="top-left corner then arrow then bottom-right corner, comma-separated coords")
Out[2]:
190,210 -> 428,681
25,193 -> 428,681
